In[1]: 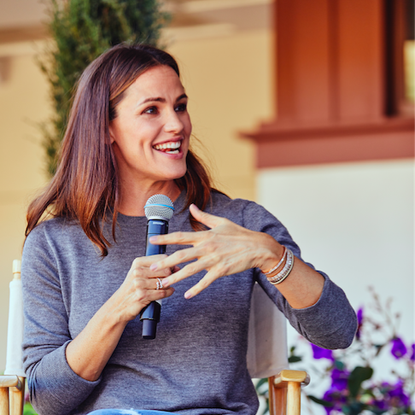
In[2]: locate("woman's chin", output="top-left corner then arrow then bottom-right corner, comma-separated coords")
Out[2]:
154,166 -> 187,184
171,167 -> 188,181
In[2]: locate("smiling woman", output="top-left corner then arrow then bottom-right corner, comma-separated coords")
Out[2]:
25,44 -> 212,255
21,43 -> 357,415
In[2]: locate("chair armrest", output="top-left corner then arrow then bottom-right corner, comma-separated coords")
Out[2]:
268,370 -> 310,415
273,370 -> 310,388
0,376 -> 23,391
0,376 -> 25,415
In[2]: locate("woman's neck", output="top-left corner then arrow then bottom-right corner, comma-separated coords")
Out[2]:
116,179 -> 181,217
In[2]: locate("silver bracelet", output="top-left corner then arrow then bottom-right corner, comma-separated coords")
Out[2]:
267,248 -> 295,285
263,247 -> 287,276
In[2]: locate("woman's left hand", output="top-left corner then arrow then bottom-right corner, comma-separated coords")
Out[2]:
149,204 -> 284,299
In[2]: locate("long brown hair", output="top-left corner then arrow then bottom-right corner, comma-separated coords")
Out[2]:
26,44 -> 216,256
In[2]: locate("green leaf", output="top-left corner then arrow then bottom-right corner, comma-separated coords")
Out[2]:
346,401 -> 366,415
307,395 -> 334,407
347,366 -> 374,399
334,360 -> 345,370
288,355 -> 302,363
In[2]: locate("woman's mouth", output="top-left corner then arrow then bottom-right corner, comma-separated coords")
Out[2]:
153,141 -> 181,154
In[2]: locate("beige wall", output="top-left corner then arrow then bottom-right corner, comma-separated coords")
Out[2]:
0,29 -> 273,371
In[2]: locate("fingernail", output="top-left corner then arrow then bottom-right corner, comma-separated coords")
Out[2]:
184,290 -> 193,299
149,236 -> 158,243
191,204 -> 199,211
162,278 -> 170,287
150,263 -> 158,271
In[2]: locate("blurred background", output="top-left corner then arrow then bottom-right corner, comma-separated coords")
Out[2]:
0,0 -> 414,412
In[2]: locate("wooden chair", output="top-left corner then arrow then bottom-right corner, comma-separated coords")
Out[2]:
0,262 -> 309,415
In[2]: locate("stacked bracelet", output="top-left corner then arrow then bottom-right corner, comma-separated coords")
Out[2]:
266,248 -> 295,285
263,247 -> 287,276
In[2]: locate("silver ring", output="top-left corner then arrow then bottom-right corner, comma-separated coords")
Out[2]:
156,278 -> 163,290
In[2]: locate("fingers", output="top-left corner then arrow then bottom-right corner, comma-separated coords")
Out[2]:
115,258 -> 176,322
149,229 -> 205,246
150,246 -> 198,273
131,287 -> 174,312
147,281 -> 175,301
154,258 -> 208,289
183,271 -> 218,299
149,205 -> 228,246
142,205 -> 260,301
132,254 -> 169,268
188,204 -> 223,229
132,255 -> 174,279
159,266 -> 220,300
128,255 -> 175,298
152,252 -> 227,301
140,285 -> 175,303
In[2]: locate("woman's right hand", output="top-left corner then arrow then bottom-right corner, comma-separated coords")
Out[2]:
112,254 -> 176,323
66,255 -> 175,381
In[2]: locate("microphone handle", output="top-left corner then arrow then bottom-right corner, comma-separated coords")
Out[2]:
140,219 -> 168,339
145,219 -> 168,256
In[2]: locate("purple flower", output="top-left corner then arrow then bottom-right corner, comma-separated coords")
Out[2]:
311,344 -> 334,361
322,389 -> 347,414
357,307 -> 363,324
371,398 -> 387,411
356,307 -> 363,340
410,343 -> 415,362
391,337 -> 408,359
388,381 -> 410,407
376,380 -> 411,408
330,367 -> 349,392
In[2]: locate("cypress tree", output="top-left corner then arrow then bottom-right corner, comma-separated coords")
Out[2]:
39,0 -> 169,176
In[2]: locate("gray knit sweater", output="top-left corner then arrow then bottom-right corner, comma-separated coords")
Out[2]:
22,191 -> 357,415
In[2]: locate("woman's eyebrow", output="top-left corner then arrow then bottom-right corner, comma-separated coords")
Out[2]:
138,97 -> 165,106
176,93 -> 188,102
138,93 -> 188,107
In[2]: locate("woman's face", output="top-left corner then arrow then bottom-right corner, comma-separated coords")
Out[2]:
109,65 -> 191,189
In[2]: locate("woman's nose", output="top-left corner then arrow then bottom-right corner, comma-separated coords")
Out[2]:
164,110 -> 184,134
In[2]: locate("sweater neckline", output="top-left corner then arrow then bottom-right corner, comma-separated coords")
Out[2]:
116,191 -> 187,223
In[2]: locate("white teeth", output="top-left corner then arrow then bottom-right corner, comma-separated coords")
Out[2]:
154,141 -> 181,151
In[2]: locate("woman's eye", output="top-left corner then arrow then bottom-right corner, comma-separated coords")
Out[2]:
143,106 -> 158,115
175,103 -> 187,112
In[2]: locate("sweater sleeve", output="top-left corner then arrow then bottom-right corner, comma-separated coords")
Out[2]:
241,200 -> 357,349
22,223 -> 101,415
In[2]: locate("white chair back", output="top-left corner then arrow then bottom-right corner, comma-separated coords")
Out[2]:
247,283 -> 289,379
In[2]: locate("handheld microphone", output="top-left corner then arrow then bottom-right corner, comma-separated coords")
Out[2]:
140,194 -> 174,339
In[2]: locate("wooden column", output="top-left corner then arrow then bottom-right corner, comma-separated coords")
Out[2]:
243,0 -> 414,168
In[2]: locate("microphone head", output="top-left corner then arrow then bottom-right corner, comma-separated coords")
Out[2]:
144,194 -> 174,221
